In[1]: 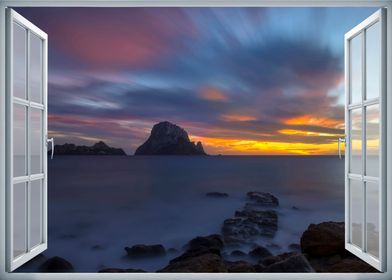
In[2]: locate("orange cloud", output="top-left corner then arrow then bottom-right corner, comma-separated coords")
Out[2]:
191,135 -> 340,156
278,129 -> 339,137
200,86 -> 228,102
221,114 -> 257,122
284,115 -> 343,128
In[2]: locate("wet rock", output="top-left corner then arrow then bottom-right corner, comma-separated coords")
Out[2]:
249,246 -> 273,259
99,268 -> 146,272
253,263 -> 266,272
39,256 -> 74,273
226,261 -> 256,272
328,258 -> 378,272
125,244 -> 166,258
301,221 -> 345,257
263,253 -> 314,272
158,249 -> 227,272
187,234 -> 224,251
230,250 -> 246,257
246,192 -> 279,207
159,235 -> 227,272
206,192 -> 229,198
222,209 -> 278,244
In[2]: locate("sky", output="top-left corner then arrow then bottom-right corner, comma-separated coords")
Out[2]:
17,7 -> 377,155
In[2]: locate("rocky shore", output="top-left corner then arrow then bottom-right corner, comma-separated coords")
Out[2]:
31,191 -> 378,273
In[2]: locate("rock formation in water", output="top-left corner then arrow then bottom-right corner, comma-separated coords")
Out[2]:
134,121 -> 207,155
52,141 -> 126,155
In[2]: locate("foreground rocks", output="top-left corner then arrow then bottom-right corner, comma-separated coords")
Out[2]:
39,256 -> 74,273
134,121 -> 207,155
300,221 -> 378,272
222,192 -> 279,245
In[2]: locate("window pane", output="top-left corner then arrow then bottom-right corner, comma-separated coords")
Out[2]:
29,33 -> 43,103
30,180 -> 42,248
13,23 -> 26,100
350,108 -> 362,174
366,181 -> 379,258
31,108 -> 43,174
366,105 -> 379,177
350,179 -> 363,249
350,33 -> 363,104
13,182 -> 26,258
366,22 -> 381,100
13,104 -> 27,177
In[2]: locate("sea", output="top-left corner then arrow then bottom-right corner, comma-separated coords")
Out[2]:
19,155 -> 345,272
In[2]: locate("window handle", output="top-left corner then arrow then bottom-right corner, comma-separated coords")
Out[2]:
47,137 -> 54,160
338,137 -> 346,160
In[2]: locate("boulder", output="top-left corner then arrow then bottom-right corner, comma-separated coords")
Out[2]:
99,268 -> 146,272
159,235 -> 227,272
246,192 -> 279,207
263,253 -> 314,272
300,221 -> 345,257
134,121 -> 207,155
261,252 -> 298,266
125,244 -> 166,258
222,209 -> 278,244
206,192 -> 229,198
226,261 -> 256,272
328,258 -> 378,273
230,250 -> 246,257
39,256 -> 74,273
249,246 -> 273,259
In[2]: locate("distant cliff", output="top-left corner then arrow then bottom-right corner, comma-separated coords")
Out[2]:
52,141 -> 126,155
134,121 -> 207,156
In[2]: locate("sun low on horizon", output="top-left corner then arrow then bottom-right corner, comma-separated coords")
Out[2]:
16,7 -> 377,156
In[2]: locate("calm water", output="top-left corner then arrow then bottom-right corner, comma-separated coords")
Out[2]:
22,155 -> 345,272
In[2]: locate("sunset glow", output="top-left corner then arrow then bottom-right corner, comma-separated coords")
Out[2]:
16,7 -> 376,155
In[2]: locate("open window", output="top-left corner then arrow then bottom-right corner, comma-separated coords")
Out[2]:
1,4 -> 389,276
344,9 -> 386,271
6,9 -> 48,271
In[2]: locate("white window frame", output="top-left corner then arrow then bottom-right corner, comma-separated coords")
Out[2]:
6,8 -> 48,272
0,1 -> 391,280
344,9 -> 386,271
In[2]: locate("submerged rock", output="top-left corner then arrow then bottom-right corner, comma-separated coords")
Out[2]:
246,192 -> 279,207
134,121 -> 207,155
206,192 -> 229,198
39,256 -> 74,273
222,209 -> 278,244
125,244 -> 166,258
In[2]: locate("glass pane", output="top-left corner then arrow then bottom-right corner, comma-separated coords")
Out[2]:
13,182 -> 26,258
350,179 -> 363,248
13,23 -> 26,100
30,33 -> 43,103
366,181 -> 379,258
350,108 -> 362,174
366,105 -> 379,177
30,180 -> 42,248
366,22 -> 381,100
350,33 -> 363,104
13,104 -> 27,177
31,108 -> 43,174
